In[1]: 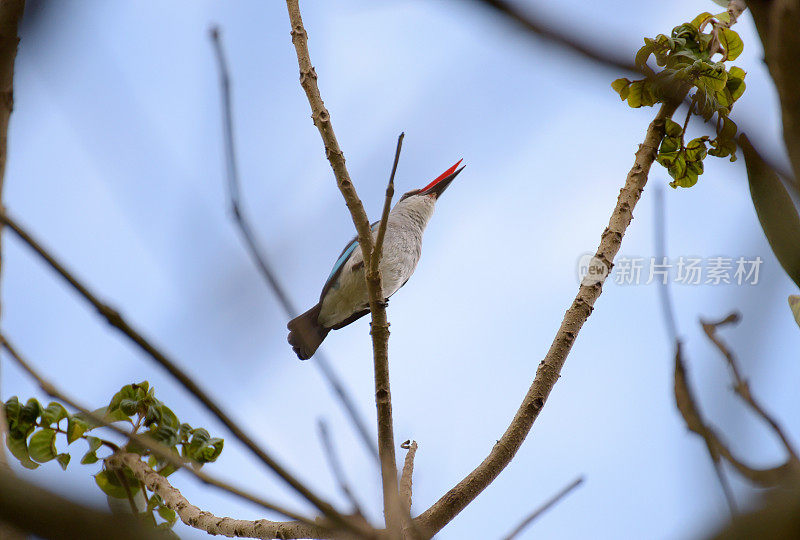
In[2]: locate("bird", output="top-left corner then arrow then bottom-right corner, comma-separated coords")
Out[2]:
287,160 -> 465,360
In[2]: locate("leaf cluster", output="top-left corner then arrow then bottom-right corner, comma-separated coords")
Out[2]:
3,381 -> 224,531
611,12 -> 747,188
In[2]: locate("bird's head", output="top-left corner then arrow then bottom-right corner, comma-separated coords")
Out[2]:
397,159 -> 464,203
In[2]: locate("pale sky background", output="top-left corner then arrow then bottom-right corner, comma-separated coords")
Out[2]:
3,1 -> 800,539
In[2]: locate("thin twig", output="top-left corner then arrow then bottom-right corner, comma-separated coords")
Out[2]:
654,188 -> 737,514
317,418 -> 367,518
370,133 -> 404,277
0,211 -> 350,529
0,332 -> 340,533
415,97 -> 684,536
701,313 -> 799,461
399,440 -> 417,513
284,1 -> 401,533
208,25 -> 378,462
653,187 -> 678,344
501,476 -> 584,540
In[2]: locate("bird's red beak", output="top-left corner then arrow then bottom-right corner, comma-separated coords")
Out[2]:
419,159 -> 464,198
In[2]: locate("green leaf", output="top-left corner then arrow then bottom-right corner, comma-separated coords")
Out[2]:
690,12 -> 713,30
158,405 -> 179,430
714,11 -> 731,24
665,119 -> 683,138
157,505 -> 177,525
726,76 -> 746,102
742,134 -> 800,289
611,78 -> 631,100
5,433 -> 39,469
729,66 -> 746,80
718,108 -> 736,137
40,402 -> 69,427
67,416 -> 89,444
119,399 -> 139,417
28,429 -> 57,463
685,137 -> 709,161
81,436 -> 103,464
635,40 -> 655,67
719,28 -> 743,60
95,470 -> 129,499
56,453 -> 71,471
697,64 -> 727,92
790,296 -> 800,329
147,493 -> 163,512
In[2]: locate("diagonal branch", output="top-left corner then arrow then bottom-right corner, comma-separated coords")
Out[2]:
209,26 -> 378,462
415,97 -> 683,536
317,419 -> 367,518
0,211 -> 350,527
701,313 -> 799,463
112,453 -> 332,539
285,0 -> 403,533
0,333 -> 331,530
501,476 -> 584,540
0,466 -> 165,540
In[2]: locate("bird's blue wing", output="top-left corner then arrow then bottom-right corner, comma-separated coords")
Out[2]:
319,221 -> 379,302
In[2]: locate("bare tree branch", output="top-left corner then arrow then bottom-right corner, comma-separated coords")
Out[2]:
653,190 -> 737,513
0,466 -> 167,540
0,332 -> 344,533
0,211 -> 352,527
399,440 -> 417,513
208,25 -> 378,462
674,333 -> 800,490
112,452 -> 336,539
748,0 -> 800,183
501,476 -> 584,540
468,0 -> 637,73
415,97 -> 684,536
0,4 -> 30,537
701,313 -> 799,463
317,419 -> 367,519
674,342 -> 738,514
284,1 -> 402,533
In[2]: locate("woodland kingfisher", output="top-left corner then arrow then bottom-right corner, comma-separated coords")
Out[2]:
287,160 -> 465,360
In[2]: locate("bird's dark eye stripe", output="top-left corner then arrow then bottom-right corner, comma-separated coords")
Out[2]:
399,189 -> 421,202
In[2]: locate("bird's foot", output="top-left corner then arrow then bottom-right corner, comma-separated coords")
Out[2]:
377,298 -> 390,308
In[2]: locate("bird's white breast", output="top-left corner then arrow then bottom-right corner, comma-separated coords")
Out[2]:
318,195 -> 435,328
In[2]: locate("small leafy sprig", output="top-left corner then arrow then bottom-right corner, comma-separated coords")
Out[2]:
612,11 -> 747,188
3,381 -> 224,532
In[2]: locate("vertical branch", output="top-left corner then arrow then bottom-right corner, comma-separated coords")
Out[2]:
399,440 -> 418,513
0,0 -> 24,494
285,1 -> 403,533
367,134 -> 404,534
209,26 -> 378,461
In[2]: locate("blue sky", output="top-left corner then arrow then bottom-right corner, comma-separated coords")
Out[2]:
3,1 -> 799,538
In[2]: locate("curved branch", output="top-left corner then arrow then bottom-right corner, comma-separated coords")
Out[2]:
112,453 -> 334,540
415,98 -> 682,536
